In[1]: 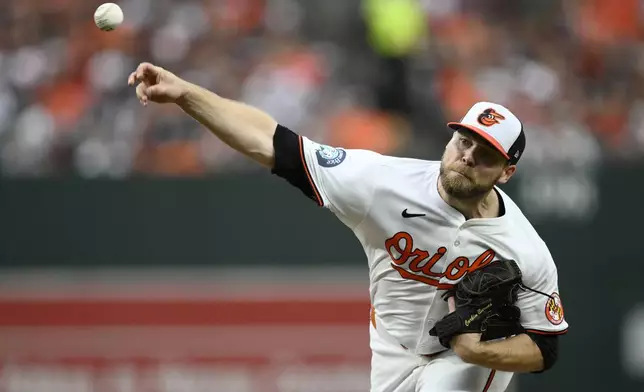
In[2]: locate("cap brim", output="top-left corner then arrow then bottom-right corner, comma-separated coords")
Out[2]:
447,122 -> 510,160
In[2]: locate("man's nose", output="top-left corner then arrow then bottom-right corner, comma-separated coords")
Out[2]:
461,148 -> 475,166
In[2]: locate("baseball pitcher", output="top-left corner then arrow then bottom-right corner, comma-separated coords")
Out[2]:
128,62 -> 569,392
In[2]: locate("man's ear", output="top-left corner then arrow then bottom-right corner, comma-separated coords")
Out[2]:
497,165 -> 517,184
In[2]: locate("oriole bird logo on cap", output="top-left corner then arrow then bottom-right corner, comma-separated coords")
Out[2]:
477,108 -> 506,127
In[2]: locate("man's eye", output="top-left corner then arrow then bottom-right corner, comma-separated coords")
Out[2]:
480,150 -> 501,165
480,153 -> 495,164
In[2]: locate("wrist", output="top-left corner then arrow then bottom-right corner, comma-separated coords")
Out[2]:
468,340 -> 484,361
176,81 -> 198,106
452,334 -> 483,363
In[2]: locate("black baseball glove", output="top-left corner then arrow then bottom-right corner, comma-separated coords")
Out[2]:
429,259 -> 525,348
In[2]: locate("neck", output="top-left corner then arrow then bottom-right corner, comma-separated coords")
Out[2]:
437,180 -> 499,220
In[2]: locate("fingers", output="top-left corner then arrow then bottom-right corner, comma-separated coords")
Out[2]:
127,71 -> 136,86
136,62 -> 155,82
135,82 -> 149,106
135,83 -> 169,106
129,62 -> 176,106
145,85 -> 164,100
127,62 -> 157,86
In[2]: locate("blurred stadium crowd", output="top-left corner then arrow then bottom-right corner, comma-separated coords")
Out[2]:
0,0 -> 642,177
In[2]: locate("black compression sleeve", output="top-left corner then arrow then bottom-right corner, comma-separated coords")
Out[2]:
526,332 -> 559,373
270,124 -> 321,205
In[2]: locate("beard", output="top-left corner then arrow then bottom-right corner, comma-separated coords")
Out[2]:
439,161 -> 497,199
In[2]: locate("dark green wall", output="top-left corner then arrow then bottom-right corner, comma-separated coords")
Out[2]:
0,173 -> 363,267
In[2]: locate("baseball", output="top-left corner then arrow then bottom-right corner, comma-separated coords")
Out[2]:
94,3 -> 124,31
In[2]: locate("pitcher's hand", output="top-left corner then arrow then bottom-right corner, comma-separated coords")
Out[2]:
127,62 -> 189,106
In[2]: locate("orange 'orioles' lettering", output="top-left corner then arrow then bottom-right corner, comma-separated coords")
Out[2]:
385,231 -> 414,266
385,231 -> 497,286
408,248 -> 430,273
418,247 -> 446,278
471,248 -> 496,269
445,256 -> 469,280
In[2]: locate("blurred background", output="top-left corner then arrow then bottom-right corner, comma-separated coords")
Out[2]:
0,0 -> 642,391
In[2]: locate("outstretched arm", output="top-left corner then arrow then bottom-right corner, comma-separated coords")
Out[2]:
177,83 -> 277,168
128,62 -> 381,225
128,62 -> 277,168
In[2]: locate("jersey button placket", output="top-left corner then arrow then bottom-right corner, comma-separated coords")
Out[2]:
453,224 -> 464,247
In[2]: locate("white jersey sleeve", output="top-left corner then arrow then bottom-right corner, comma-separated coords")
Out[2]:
517,254 -> 569,336
299,136 -> 381,228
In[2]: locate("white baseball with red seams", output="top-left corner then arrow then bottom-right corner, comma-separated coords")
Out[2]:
296,103 -> 569,392
94,3 -> 124,31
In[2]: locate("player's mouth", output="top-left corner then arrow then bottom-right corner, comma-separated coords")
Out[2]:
452,170 -> 472,180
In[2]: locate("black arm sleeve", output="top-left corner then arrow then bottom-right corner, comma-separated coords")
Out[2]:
526,332 -> 559,373
270,124 -> 321,205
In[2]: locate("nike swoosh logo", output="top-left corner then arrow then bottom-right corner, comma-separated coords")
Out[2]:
402,209 -> 426,218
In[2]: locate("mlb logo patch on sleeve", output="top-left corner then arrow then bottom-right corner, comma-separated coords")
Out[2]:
316,145 -> 346,167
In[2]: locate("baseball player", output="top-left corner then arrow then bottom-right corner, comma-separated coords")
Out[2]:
128,62 -> 569,392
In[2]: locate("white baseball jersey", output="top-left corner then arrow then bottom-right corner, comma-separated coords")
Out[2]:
299,137 -> 569,355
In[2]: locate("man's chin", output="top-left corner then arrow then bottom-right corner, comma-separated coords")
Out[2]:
440,174 -> 488,199
443,172 -> 472,187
